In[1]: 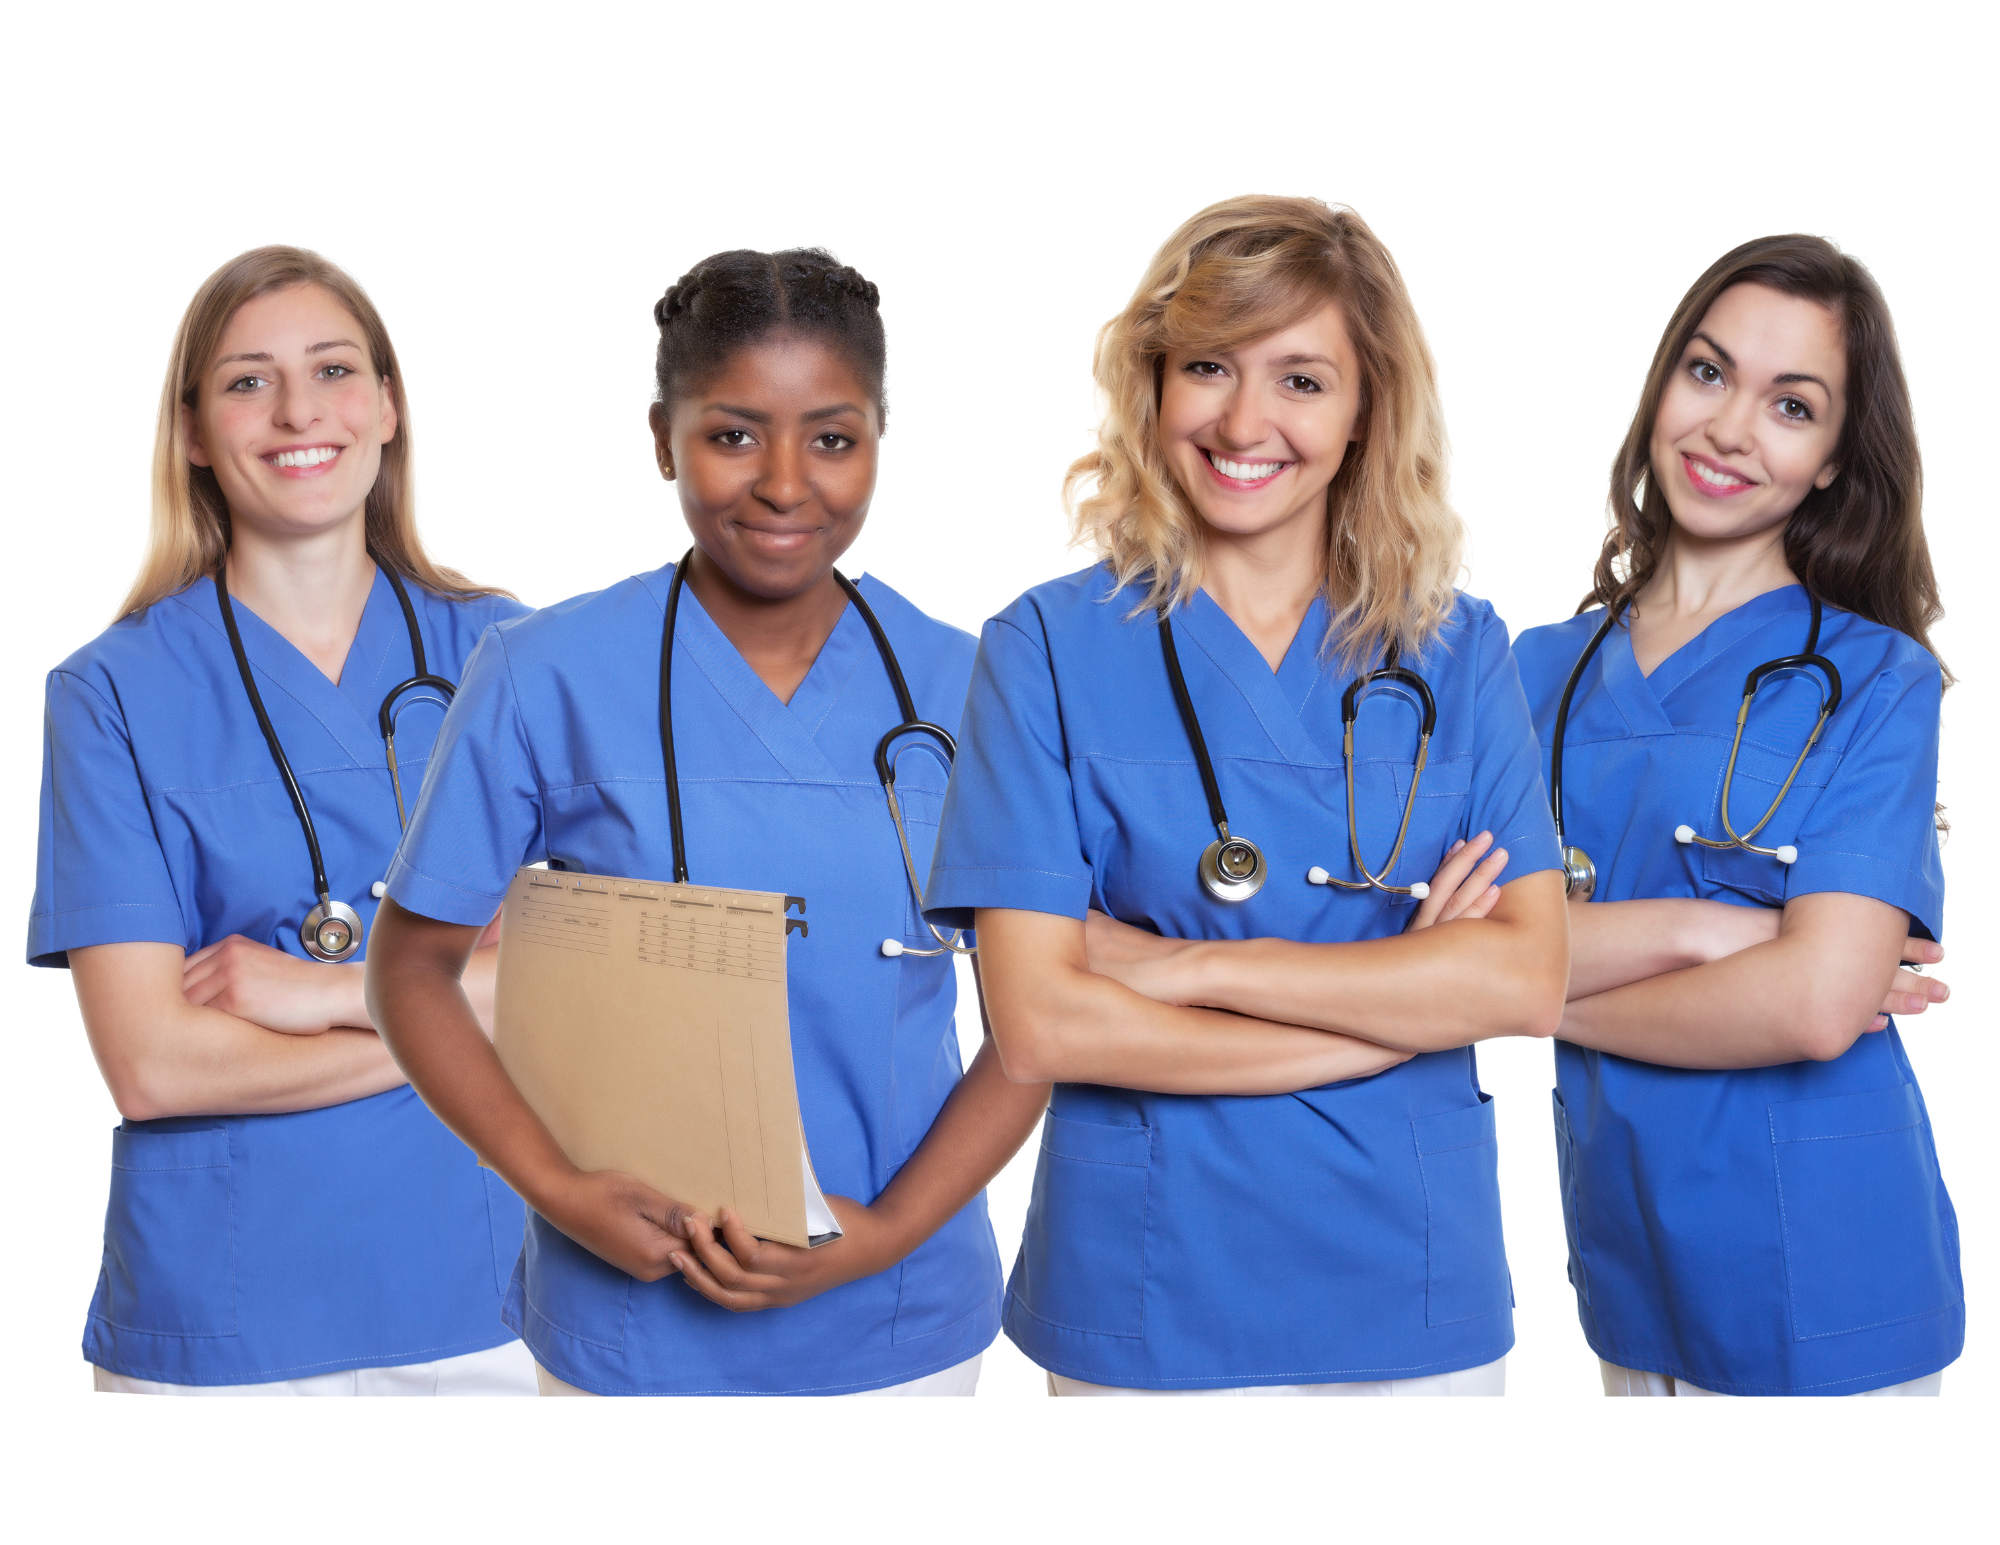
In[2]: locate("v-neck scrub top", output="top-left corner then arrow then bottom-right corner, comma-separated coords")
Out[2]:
1514,586 -> 1962,1395
923,566 -> 1563,1389
29,571 -> 531,1386
383,564 -> 1002,1395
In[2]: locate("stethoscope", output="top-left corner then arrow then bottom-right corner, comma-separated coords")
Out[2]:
1158,613 -> 1436,904
216,560 -> 457,963
657,551 -> 973,961
1548,592 -> 1842,901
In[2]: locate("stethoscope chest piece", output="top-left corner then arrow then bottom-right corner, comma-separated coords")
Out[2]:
1200,832 -> 1267,903
302,897 -> 364,963
1561,845 -> 1596,903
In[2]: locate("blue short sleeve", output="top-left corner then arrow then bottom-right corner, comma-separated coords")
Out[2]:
1783,663 -> 1943,939
1464,603 -> 1563,884
384,625 -> 545,926
923,613 -> 1092,929
29,670 -> 188,966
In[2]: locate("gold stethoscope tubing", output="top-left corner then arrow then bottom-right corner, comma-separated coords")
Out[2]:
1674,682 -> 1835,862
1310,663 -> 1438,898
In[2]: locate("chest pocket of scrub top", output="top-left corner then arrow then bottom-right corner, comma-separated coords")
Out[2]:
1386,756 -> 1472,890
1014,1114 -> 1152,1338
888,784 -> 948,944
1698,744 -> 1835,904
1412,1097 -> 1512,1326
99,1125 -> 237,1338
1770,1084 -> 1959,1340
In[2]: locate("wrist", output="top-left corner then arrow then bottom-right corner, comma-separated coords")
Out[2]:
332,963 -> 374,1032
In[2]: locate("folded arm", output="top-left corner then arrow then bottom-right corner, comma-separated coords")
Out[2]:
1078,866 -> 1570,1056
1559,891 -> 1919,1068
974,908 -> 1416,1093
71,941 -> 406,1120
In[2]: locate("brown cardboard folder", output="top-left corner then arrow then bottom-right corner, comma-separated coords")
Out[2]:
493,866 -> 841,1248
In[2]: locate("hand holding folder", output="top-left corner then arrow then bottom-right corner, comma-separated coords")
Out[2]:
493,867 -> 842,1250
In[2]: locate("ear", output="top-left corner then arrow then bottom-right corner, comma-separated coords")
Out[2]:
648,401 -> 675,481
184,412 -> 212,469
377,376 -> 399,446
1814,461 -> 1840,491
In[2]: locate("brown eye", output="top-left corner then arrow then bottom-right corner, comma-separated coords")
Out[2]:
1692,361 -> 1723,385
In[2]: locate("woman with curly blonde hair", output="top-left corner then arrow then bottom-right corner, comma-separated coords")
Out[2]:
927,195 -> 1568,1394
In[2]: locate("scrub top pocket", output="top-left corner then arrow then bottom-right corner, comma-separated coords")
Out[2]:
1412,1097 -> 1512,1327
1012,1114 -> 1152,1339
522,1215 -> 632,1353
1769,1084 -> 1960,1341
1697,744 -> 1836,904
99,1125 -> 236,1339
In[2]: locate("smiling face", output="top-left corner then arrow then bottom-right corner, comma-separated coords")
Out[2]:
650,331 -> 879,600
1157,301 -> 1365,551
1649,282 -> 1847,545
185,283 -> 397,541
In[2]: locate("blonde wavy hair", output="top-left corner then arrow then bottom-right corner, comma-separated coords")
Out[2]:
119,245 -> 505,620
1067,196 -> 1463,664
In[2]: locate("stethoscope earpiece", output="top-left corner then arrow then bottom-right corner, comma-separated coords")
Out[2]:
880,939 -> 905,958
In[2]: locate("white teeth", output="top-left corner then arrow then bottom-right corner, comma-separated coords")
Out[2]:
271,446 -> 338,469
1212,455 -> 1284,481
1690,458 -> 1747,488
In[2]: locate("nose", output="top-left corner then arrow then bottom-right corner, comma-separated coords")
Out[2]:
1214,382 -> 1271,453
1706,389 -> 1759,457
273,372 -> 316,433
753,436 -> 810,513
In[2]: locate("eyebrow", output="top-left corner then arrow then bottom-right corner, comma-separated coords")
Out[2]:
703,402 -> 864,424
1691,332 -> 1831,395
214,339 -> 364,367
1274,353 -> 1337,369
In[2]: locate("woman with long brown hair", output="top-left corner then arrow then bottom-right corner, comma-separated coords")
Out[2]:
28,247 -> 536,1393
1512,235 -> 1961,1395
925,196 -> 1569,1394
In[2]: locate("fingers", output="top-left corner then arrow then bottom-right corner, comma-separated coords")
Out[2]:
1899,937 -> 1944,969
671,1209 -> 790,1312
1880,967 -> 1950,1018
1409,834 -> 1498,932
1436,847 -> 1508,924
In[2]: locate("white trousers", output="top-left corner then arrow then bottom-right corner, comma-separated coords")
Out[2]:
93,1338 -> 538,1396
1048,1355 -> 1506,1397
533,1352 -> 982,1397
1600,1360 -> 1943,1398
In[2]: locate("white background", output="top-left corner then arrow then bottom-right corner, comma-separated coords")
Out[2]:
1,0 -> 1988,1533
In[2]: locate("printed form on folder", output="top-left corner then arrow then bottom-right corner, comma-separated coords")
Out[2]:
493,866 -> 842,1249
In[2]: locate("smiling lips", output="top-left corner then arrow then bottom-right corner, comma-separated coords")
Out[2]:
1682,453 -> 1753,497
1202,449 -> 1290,489
265,445 -> 341,476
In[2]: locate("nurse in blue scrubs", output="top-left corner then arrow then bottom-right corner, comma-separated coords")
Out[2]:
30,247 -> 536,1393
925,196 -> 1571,1395
365,248 -> 1050,1396
1512,234 -> 1961,1396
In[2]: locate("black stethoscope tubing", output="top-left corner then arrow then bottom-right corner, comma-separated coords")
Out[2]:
1159,613 -> 1438,903
215,558 -> 450,962
657,551 -> 970,956
1549,591 -> 1841,900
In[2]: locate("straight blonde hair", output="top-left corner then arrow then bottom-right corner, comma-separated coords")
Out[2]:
1067,196 -> 1462,664
120,245 -> 507,620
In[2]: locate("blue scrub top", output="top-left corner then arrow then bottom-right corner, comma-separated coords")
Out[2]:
924,565 -> 1562,1389
29,570 -> 530,1386
384,563 -> 1002,1395
1514,585 -> 1962,1394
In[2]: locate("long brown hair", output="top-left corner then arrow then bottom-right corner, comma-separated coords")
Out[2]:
1589,234 -> 1945,681
119,245 -> 507,620
1067,196 -> 1462,666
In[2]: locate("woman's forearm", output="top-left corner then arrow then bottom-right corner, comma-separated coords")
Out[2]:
1141,871 -> 1570,1053
870,1039 -> 1049,1254
975,909 -> 1412,1094
365,900 -> 578,1212
1565,897 -> 1776,999
71,942 -> 406,1120
1559,892 -> 1908,1068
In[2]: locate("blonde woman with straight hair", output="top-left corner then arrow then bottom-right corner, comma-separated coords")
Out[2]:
28,247 -> 537,1394
926,196 -> 1569,1394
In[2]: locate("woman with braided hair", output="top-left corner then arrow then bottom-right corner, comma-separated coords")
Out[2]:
368,248 -> 1049,1395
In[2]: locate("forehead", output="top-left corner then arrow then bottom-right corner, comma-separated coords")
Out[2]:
1180,299 -> 1355,364
215,283 -> 366,358
1696,283 -> 1844,382
692,330 -> 878,408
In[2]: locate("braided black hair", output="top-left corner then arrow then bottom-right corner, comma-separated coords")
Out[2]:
654,248 -> 887,424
